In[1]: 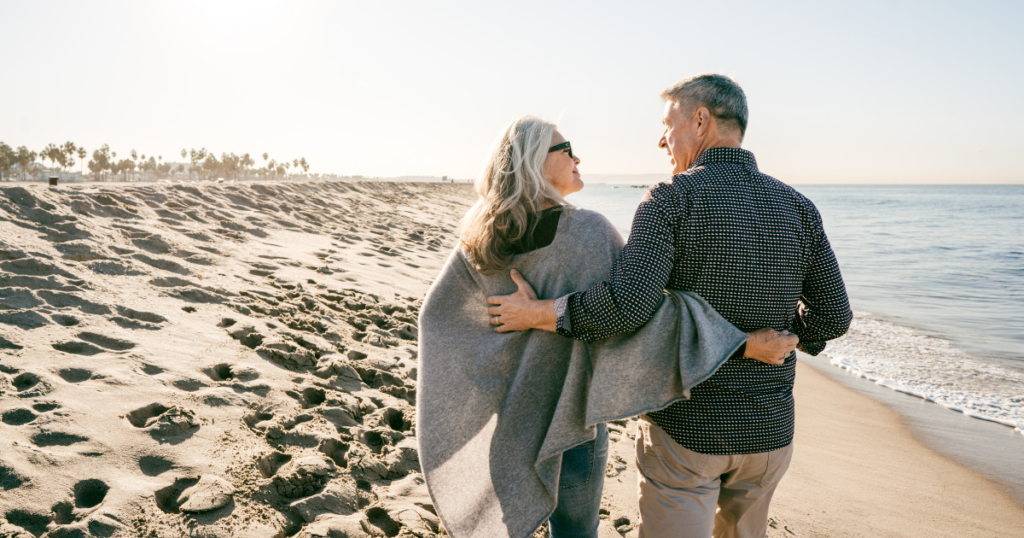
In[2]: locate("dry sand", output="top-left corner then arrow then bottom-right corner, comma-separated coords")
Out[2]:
0,180 -> 1019,538
0,181 -> 473,537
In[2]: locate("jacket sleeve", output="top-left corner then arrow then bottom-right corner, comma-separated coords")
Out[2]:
792,224 -> 853,355
556,187 -> 678,342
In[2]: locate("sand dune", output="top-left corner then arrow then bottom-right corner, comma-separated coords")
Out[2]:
0,181 -> 475,537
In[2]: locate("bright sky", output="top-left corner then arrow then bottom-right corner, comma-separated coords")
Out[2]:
2,0 -> 1022,184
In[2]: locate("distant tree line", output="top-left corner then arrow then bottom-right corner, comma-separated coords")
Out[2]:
0,141 -> 310,182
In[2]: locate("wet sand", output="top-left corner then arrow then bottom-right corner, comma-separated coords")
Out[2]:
765,357 -> 1024,537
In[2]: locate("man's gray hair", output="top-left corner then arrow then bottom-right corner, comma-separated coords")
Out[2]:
661,74 -> 748,138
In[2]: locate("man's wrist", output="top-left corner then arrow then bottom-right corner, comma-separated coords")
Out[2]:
533,299 -> 557,332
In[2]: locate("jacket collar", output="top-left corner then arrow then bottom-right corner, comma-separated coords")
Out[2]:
689,147 -> 758,171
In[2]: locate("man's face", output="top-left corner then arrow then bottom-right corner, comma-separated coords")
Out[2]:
658,100 -> 699,174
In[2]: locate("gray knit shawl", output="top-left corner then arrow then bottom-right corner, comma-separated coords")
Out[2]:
416,208 -> 747,538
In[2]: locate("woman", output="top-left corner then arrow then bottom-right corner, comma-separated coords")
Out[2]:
459,117 -> 607,538
417,116 -> 780,538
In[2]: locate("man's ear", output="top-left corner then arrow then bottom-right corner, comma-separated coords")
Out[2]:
695,107 -> 711,137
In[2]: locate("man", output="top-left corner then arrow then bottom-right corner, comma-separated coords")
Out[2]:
487,74 -> 852,537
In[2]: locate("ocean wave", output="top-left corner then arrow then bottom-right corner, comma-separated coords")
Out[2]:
821,312 -> 1024,438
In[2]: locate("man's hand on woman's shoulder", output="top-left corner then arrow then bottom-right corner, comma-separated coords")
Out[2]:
487,270 -> 557,333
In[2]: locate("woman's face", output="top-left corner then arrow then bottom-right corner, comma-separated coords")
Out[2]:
543,130 -> 583,198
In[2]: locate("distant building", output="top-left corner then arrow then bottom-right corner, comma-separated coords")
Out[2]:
35,170 -> 82,182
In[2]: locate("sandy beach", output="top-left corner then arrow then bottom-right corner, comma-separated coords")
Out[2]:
1,180 -> 1020,537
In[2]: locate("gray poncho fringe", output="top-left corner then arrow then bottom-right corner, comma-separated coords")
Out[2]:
417,209 -> 747,538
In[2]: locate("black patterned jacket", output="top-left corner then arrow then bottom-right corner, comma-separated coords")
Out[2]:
555,147 -> 852,454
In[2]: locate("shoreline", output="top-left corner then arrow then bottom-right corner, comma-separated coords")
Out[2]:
766,356 -> 1024,537
801,352 -> 1024,506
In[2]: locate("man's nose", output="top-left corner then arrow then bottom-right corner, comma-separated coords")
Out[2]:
658,136 -> 667,149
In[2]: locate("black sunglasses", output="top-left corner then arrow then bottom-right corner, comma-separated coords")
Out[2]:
548,141 -> 574,159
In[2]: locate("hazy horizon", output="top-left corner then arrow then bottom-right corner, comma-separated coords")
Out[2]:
2,0 -> 1022,184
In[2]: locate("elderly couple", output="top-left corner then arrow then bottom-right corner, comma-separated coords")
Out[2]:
417,74 -> 852,538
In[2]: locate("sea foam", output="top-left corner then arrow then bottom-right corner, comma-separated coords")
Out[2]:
822,312 -> 1024,438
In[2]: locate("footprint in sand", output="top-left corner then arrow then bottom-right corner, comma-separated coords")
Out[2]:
3,508 -> 52,537
131,235 -> 175,255
256,451 -> 293,478
88,260 -> 145,276
139,455 -> 175,477
77,332 -> 136,351
30,430 -> 89,447
297,387 -> 326,409
51,500 -> 74,525
140,363 -> 165,375
125,402 -> 199,440
171,378 -> 210,392
49,313 -> 80,327
35,290 -> 111,315
11,372 -> 51,398
0,335 -> 22,350
202,362 -> 259,383
2,407 -> 37,425
110,306 -> 167,330
318,438 -> 350,467
134,253 -> 189,275
32,401 -> 60,412
150,276 -> 195,288
153,477 -> 199,514
51,340 -> 104,356
56,367 -> 92,383
0,310 -> 50,330
73,478 -> 109,508
0,287 -> 43,310
243,410 -> 276,433
377,407 -> 412,433
118,308 -> 167,323
1,464 -> 26,490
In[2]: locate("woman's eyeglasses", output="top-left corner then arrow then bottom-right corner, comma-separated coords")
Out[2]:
548,141 -> 574,159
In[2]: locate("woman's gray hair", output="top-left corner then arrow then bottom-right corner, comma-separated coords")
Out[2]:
460,116 -> 567,274
662,74 -> 748,138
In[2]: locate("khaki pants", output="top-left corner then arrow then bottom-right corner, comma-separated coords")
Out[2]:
635,418 -> 793,538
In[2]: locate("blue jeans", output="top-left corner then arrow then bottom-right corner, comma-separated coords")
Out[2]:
549,423 -> 609,538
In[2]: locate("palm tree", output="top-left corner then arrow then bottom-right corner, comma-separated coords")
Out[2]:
62,142 -> 77,172
0,142 -> 11,181
300,157 -> 309,175
240,153 -> 253,179
42,144 -> 59,172
77,147 -> 86,176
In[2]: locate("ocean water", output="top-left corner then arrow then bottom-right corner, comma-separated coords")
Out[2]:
566,184 -> 1024,436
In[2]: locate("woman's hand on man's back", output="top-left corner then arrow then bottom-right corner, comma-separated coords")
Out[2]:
744,328 -> 799,365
